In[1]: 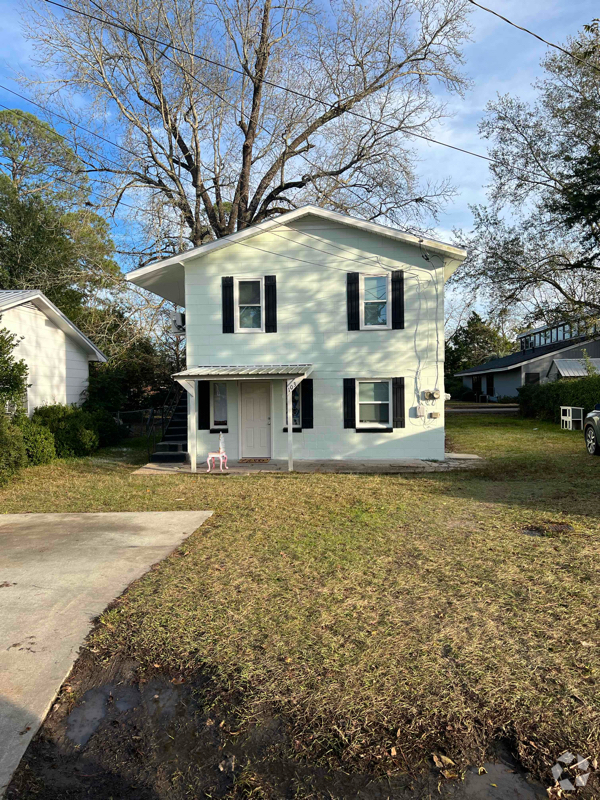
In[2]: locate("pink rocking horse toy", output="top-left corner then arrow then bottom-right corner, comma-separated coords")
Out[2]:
206,432 -> 229,472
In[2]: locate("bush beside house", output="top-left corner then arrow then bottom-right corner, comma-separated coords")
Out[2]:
518,374 -> 600,423
0,414 -> 27,485
15,415 -> 57,465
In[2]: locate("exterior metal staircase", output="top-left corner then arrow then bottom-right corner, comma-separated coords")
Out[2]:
147,388 -> 188,463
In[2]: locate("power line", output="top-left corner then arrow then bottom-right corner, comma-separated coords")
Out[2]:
0,82 -> 139,158
45,0 -> 538,172
36,1 -> 425,231
466,0 -> 600,76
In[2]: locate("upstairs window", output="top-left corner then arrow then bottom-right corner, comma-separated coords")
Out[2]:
360,275 -> 391,329
235,278 -> 264,332
356,380 -> 391,428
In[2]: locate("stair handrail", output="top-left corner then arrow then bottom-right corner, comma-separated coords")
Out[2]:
146,383 -> 184,459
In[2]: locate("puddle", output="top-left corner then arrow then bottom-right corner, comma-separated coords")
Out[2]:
66,684 -> 140,746
461,762 -> 545,798
17,672 -> 549,800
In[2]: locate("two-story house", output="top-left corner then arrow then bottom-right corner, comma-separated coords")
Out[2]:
127,206 -> 466,470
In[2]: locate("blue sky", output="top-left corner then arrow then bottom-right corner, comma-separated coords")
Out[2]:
0,0 -> 597,240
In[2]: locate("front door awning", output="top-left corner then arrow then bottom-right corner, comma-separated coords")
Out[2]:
172,364 -> 312,381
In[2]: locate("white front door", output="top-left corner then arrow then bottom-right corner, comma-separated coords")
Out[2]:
241,382 -> 271,458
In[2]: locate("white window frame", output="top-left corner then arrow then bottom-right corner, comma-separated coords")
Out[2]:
210,381 -> 228,429
355,379 -> 392,429
283,383 -> 302,429
234,276 -> 265,333
359,273 -> 392,330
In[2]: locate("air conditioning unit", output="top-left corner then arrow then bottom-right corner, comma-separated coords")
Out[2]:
170,311 -> 186,335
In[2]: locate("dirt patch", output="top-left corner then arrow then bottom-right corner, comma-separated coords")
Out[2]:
6,652 -> 550,800
521,521 -> 575,537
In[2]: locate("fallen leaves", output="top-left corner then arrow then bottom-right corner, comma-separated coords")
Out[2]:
433,754 -> 460,780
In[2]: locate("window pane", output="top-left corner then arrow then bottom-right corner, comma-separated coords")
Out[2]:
359,381 -> 389,402
239,280 -> 260,305
213,382 -> 227,426
364,276 -> 387,301
364,302 -> 387,326
286,386 -> 301,427
359,403 -> 389,424
239,305 -> 262,328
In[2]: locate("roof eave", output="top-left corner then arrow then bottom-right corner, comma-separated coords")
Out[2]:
126,206 -> 467,288
0,291 -> 106,362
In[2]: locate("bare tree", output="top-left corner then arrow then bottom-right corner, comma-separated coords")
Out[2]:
22,0 -> 470,256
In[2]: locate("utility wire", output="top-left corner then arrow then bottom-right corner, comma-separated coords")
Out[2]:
32,1 -> 423,232
0,82 -> 139,158
466,0 -> 600,76
45,0 -> 546,173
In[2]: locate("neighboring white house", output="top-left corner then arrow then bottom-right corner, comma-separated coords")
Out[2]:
127,206 -> 466,469
456,321 -> 600,399
0,290 -> 106,414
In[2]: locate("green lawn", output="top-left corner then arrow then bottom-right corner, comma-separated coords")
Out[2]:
1,416 -> 599,783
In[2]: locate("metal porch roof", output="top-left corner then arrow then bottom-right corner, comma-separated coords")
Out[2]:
548,358 -> 600,378
173,364 -> 312,379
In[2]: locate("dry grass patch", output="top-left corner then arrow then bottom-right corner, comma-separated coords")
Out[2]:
1,418 -> 599,783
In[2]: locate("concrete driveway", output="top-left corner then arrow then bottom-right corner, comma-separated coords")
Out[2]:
0,511 -> 212,796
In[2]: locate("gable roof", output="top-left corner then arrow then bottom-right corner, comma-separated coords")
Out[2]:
0,290 -> 106,362
455,335 -> 597,376
126,205 -> 467,304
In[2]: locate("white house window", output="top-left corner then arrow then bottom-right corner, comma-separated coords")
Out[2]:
211,382 -> 228,428
360,275 -> 391,329
235,278 -> 264,331
284,385 -> 301,428
356,380 -> 391,427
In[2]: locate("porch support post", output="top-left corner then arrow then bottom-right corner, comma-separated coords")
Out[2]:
287,380 -> 293,472
175,378 -> 197,474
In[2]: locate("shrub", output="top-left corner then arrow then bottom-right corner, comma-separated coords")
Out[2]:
15,415 -> 56,465
518,375 -> 600,423
0,415 -> 26,485
32,404 -> 99,457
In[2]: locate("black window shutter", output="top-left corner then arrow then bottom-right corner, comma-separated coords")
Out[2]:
198,381 -> 210,429
265,275 -> 277,333
343,378 -> 356,428
391,270 -> 404,330
392,377 -> 405,428
347,272 -> 359,330
301,379 -> 313,429
222,276 -> 234,333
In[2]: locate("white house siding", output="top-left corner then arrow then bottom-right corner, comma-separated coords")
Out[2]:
1,303 -> 91,413
184,218 -> 447,461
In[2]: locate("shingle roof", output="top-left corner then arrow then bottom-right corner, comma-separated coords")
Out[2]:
0,290 -> 41,308
455,335 -> 595,376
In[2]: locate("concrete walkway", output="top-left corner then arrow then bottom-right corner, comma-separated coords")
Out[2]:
133,453 -> 482,476
0,511 -> 212,797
